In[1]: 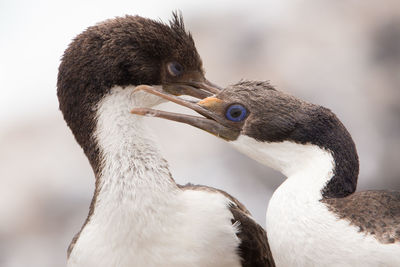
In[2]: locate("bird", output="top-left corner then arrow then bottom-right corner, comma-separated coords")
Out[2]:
57,14 -> 274,267
131,80 -> 400,266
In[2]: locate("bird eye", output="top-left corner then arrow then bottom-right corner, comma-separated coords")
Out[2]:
167,62 -> 184,77
225,104 -> 247,122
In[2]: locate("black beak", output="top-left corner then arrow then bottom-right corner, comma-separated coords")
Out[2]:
131,85 -> 240,141
162,79 -> 222,99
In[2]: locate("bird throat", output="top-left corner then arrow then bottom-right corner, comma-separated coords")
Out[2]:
230,136 -> 336,198
231,136 -> 346,266
94,85 -> 177,200
68,86 -> 180,261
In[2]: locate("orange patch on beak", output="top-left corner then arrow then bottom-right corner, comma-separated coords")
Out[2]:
198,97 -> 223,108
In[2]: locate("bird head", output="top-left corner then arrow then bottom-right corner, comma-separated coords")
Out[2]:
131,80 -> 359,197
58,12 -> 218,105
57,12 -> 220,170
131,80 -> 319,142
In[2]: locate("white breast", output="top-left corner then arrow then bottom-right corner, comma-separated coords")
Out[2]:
231,135 -> 400,267
68,189 -> 242,267
67,86 -> 242,267
267,182 -> 400,267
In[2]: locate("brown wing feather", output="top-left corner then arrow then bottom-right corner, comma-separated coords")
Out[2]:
322,190 -> 400,244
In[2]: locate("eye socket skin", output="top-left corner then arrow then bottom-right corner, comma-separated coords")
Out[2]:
225,104 -> 247,122
167,62 -> 184,76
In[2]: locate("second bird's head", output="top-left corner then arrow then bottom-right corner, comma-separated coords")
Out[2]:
131,80 -> 359,197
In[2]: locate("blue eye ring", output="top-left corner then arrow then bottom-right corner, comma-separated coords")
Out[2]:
167,61 -> 184,76
225,104 -> 247,122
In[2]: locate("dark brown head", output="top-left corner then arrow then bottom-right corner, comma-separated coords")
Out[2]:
57,13 -> 219,172
131,80 -> 360,198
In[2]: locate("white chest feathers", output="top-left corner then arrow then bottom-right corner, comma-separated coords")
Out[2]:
231,136 -> 400,267
68,86 -> 241,267
267,184 -> 400,267
68,189 -> 242,267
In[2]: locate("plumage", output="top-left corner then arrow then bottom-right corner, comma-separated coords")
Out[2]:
57,14 -> 273,267
181,184 -> 274,267
322,190 -> 400,243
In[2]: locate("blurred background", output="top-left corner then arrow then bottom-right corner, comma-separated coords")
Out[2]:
1,0 -> 400,266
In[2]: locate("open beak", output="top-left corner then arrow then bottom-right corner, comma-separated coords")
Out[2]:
131,85 -> 240,141
162,79 -> 222,99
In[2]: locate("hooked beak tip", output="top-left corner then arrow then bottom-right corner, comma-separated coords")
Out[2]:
163,79 -> 222,99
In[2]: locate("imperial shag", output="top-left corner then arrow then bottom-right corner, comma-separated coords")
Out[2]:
58,15 -> 273,267
132,80 -> 400,267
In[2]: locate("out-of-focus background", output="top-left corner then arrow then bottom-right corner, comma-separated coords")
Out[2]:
1,0 -> 400,266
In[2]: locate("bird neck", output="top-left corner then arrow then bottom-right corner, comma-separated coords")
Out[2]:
91,86 -> 178,220
271,142 -> 336,200
231,134 -> 359,200
231,137 -> 334,198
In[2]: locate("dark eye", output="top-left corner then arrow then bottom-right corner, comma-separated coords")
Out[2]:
167,62 -> 184,76
225,104 -> 247,122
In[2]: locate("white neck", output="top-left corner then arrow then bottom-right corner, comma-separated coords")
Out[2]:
68,86 -> 243,267
231,135 -> 335,198
231,136 -> 400,266
94,86 -> 178,204
68,86 -> 182,266
232,136 -> 352,266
